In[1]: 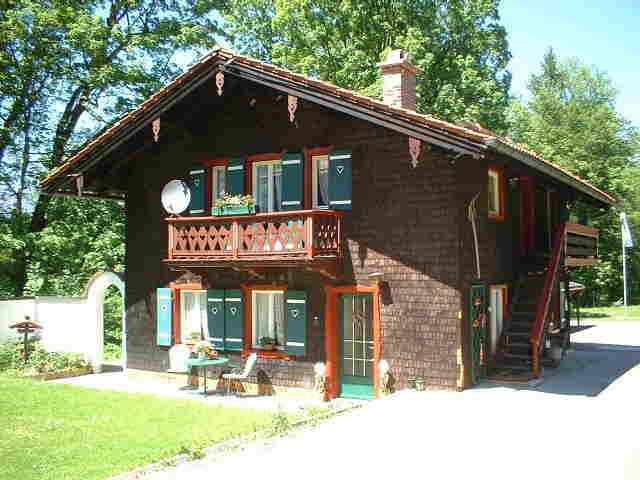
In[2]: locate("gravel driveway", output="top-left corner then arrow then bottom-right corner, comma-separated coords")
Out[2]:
133,321 -> 640,480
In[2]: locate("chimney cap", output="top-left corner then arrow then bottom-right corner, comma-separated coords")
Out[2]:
378,49 -> 419,74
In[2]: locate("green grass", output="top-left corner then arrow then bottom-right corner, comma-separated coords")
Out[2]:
573,305 -> 640,322
0,376 -> 272,480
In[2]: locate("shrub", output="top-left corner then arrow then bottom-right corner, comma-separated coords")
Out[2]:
0,341 -> 89,375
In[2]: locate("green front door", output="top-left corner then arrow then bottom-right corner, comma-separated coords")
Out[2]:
341,293 -> 374,400
470,283 -> 488,384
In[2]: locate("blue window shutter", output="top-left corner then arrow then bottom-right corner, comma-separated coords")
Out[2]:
285,290 -> 307,356
187,169 -> 206,215
156,288 -> 173,347
206,290 -> 225,349
281,152 -> 304,210
227,157 -> 245,196
224,289 -> 244,351
328,149 -> 352,210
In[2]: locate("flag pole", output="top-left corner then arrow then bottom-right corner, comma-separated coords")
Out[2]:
621,212 -> 628,307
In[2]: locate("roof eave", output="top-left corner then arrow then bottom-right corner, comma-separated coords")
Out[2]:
486,138 -> 616,207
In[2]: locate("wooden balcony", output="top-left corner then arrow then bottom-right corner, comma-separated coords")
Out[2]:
565,222 -> 599,267
165,210 -> 344,278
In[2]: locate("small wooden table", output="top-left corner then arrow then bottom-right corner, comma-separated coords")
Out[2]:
186,357 -> 229,395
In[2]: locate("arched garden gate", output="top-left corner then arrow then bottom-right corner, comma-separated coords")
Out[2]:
83,271 -> 126,373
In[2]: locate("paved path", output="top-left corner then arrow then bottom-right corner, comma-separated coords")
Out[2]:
55,370 -> 357,413
135,321 -> 640,480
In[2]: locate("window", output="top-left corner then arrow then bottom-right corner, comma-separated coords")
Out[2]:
312,154 -> 330,208
253,160 -> 282,213
251,290 -> 285,348
488,167 -> 505,220
489,285 -> 507,355
211,165 -> 226,201
180,290 -> 207,343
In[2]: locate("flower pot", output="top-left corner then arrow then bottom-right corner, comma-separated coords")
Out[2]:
261,343 -> 276,351
414,378 -> 425,391
212,205 -> 255,216
407,377 -> 416,390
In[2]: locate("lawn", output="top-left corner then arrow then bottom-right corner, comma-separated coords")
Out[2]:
0,376 -> 273,480
573,305 -> 640,322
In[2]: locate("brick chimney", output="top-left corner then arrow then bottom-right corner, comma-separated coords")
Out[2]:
379,49 -> 418,111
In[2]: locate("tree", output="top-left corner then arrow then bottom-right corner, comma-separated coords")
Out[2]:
508,48 -> 640,304
0,1 -> 226,297
223,0 -> 512,131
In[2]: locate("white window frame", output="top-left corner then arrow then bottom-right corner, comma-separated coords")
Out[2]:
251,290 -> 285,349
489,285 -> 507,355
252,160 -> 282,213
488,168 -> 502,218
179,289 -> 207,343
211,165 -> 226,202
312,154 -> 330,209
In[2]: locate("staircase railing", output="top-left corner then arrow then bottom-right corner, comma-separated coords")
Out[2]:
531,222 -> 567,378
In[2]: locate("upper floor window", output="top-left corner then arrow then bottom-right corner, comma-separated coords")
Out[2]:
211,165 -> 226,201
253,160 -> 282,213
312,154 -> 330,209
488,167 -> 505,221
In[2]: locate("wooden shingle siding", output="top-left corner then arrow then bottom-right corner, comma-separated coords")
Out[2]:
125,87 -> 463,390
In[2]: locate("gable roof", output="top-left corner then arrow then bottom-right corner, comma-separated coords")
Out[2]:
40,46 -> 616,206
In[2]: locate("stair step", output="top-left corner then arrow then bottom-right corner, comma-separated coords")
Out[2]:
494,362 -> 531,371
505,341 -> 531,349
504,331 -> 531,338
507,322 -> 532,332
503,353 -> 531,360
511,312 -> 535,320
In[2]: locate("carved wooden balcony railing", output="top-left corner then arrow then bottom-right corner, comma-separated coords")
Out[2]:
165,210 -> 343,276
565,223 -> 599,267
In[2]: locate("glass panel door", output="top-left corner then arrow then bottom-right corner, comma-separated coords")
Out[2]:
253,161 -> 282,213
341,293 -> 374,399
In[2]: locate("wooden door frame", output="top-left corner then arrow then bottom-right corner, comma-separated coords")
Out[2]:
324,283 -> 381,400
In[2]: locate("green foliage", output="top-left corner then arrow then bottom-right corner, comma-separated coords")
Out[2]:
103,285 -> 123,351
572,305 -> 640,322
1,0 -> 227,299
508,48 -> 640,304
0,340 -> 89,375
223,0 -> 512,131
269,408 -> 292,435
23,197 -> 125,296
0,376 -> 272,480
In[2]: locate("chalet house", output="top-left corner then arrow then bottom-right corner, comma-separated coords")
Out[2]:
41,47 -> 615,399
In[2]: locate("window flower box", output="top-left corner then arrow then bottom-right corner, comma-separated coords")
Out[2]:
212,205 -> 256,216
212,194 -> 256,216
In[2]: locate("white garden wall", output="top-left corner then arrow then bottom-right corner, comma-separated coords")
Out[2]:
0,272 -> 125,372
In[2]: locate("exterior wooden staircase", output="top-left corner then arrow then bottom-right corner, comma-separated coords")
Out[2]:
492,224 -> 568,379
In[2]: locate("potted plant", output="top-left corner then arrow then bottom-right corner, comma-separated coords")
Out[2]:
196,340 -> 216,360
259,336 -> 278,351
212,194 -> 256,216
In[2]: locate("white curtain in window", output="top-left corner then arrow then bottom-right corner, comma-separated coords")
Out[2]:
255,292 -> 271,341
181,291 -> 206,342
273,292 -> 285,345
256,164 -> 270,213
253,291 -> 285,346
273,163 -> 282,211
317,157 -> 329,207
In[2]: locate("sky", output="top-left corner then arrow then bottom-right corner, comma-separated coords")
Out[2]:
500,1 -> 640,128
